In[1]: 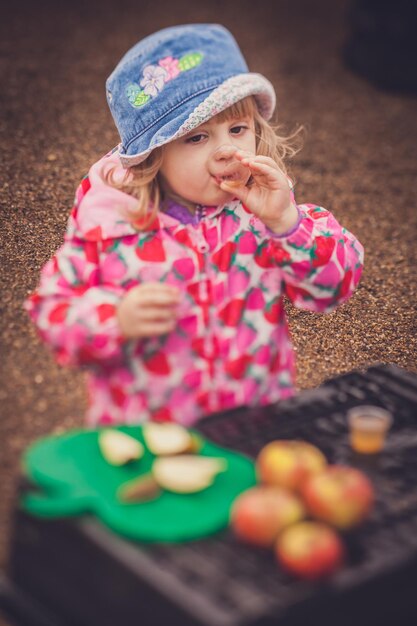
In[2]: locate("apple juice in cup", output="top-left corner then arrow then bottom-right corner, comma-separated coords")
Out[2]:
348,405 -> 392,454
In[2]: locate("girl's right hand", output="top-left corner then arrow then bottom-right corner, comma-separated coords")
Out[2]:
117,283 -> 181,339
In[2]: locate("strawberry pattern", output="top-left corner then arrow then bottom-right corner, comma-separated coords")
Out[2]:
25,152 -> 364,426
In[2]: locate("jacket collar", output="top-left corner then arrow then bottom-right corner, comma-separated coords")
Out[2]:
162,198 -> 231,225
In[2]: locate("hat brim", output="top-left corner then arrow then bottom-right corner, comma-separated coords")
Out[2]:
118,73 -> 276,168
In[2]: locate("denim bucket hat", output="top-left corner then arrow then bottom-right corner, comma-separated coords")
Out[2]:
106,24 -> 276,167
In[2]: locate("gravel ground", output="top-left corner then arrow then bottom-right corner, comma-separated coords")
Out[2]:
1,0 -> 416,622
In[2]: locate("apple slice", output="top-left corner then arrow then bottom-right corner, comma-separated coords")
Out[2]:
184,432 -> 204,454
152,455 -> 227,493
99,430 -> 144,466
117,473 -> 161,504
143,423 -> 193,456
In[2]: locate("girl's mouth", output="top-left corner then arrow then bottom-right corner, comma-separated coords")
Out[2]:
214,173 -> 243,186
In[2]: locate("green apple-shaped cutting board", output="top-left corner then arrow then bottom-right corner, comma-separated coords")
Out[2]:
22,426 -> 256,543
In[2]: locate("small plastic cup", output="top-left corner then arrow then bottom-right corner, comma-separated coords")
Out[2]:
212,145 -> 249,187
347,405 -> 393,454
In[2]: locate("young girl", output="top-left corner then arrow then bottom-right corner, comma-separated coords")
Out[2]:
26,24 -> 364,426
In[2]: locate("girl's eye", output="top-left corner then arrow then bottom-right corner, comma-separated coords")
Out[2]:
185,133 -> 206,144
230,125 -> 248,135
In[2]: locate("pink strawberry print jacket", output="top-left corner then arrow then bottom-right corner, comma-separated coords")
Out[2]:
26,151 -> 364,426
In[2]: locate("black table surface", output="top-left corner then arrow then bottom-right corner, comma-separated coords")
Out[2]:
2,363 -> 417,626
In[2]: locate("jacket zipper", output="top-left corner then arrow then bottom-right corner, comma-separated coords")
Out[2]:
194,205 -> 217,411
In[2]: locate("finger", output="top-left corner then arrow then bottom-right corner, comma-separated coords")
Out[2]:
245,161 -> 284,183
241,155 -> 282,171
233,149 -> 256,162
137,307 -> 177,321
136,290 -> 181,306
138,320 -> 177,337
234,152 -> 280,173
137,282 -> 180,295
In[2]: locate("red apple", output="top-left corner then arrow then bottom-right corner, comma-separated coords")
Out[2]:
230,485 -> 305,547
301,465 -> 374,530
256,440 -> 327,492
276,521 -> 344,579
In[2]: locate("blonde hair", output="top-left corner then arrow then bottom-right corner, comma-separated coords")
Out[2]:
105,96 -> 303,229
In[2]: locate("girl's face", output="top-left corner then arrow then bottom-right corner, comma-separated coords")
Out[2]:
159,114 -> 256,208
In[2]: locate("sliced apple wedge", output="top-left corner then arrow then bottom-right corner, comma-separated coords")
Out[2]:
143,423 -> 193,456
99,430 -> 144,466
152,455 -> 228,493
183,432 -> 204,454
117,473 -> 161,504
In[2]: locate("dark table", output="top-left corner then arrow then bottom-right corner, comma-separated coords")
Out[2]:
2,363 -> 417,626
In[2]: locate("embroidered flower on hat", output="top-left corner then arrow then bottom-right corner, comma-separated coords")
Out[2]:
140,64 -> 169,97
126,52 -> 204,109
159,56 -> 180,81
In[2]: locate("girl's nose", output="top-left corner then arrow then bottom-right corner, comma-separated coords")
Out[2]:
212,144 -> 237,162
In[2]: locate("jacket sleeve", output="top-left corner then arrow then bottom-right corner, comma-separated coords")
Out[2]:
266,203 -> 364,313
25,194 -> 126,369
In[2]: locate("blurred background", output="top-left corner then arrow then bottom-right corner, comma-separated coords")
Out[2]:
1,1 -> 416,623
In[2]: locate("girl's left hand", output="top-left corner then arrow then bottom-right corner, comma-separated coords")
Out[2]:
219,150 -> 299,234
